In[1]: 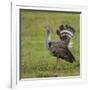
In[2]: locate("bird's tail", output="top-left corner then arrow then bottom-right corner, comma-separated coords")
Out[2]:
56,24 -> 76,41
67,49 -> 76,63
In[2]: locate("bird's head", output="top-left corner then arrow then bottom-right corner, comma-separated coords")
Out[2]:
44,24 -> 53,35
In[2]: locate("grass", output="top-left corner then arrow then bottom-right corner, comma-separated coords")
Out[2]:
20,9 -> 80,79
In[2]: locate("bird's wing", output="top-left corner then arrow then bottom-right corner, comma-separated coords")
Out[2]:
56,25 -> 76,41
52,41 -> 68,48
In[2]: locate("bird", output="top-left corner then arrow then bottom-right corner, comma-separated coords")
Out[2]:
45,24 -> 75,66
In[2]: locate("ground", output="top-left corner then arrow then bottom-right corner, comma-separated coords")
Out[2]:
20,9 -> 80,79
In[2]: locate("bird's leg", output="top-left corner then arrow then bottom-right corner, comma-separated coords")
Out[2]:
57,58 -> 62,69
56,57 -> 59,69
54,57 -> 59,70
59,58 -> 61,69
59,58 -> 61,64
57,57 -> 59,66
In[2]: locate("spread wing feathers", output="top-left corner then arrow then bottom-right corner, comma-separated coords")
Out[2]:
50,44 -> 75,63
56,24 -> 76,40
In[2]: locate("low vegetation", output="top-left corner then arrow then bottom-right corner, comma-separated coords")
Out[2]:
20,10 -> 80,79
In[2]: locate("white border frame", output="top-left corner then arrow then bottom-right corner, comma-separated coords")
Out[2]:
11,1 -> 87,88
